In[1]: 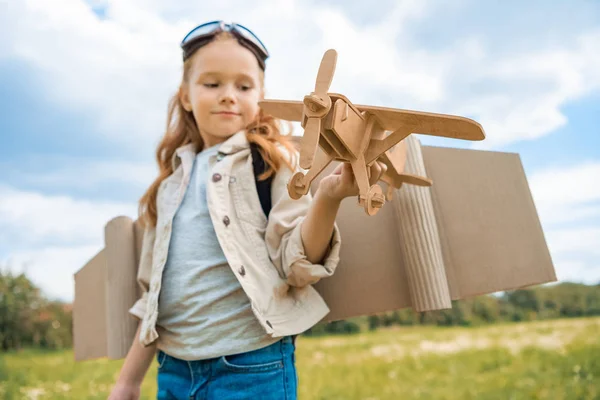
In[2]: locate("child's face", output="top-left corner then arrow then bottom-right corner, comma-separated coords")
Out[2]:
181,38 -> 263,148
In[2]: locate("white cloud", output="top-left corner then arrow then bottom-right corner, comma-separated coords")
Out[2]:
1,0 -> 183,150
2,0 -> 600,300
2,245 -> 101,301
0,185 -> 136,246
550,257 -> 600,286
7,158 -> 157,191
2,0 -> 599,151
0,184 -> 138,301
528,162 -> 600,285
311,6 -> 446,104
465,30 -> 600,148
529,162 -> 600,225
546,228 -> 600,257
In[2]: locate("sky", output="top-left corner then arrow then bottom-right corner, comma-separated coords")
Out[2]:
1,0 -> 599,302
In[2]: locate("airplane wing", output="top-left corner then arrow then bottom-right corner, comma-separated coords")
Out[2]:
258,100 -> 304,122
356,104 -> 485,141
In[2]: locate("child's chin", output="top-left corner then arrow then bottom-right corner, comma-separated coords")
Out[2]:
214,127 -> 242,137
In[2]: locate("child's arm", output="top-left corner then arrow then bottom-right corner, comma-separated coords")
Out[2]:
301,162 -> 387,264
300,187 -> 341,264
109,225 -> 156,399
108,322 -> 156,400
266,148 -> 386,288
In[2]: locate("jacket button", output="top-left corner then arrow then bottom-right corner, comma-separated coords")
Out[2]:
238,265 -> 246,276
223,216 -> 230,226
212,173 -> 222,182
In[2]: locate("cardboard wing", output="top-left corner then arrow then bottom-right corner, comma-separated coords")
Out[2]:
73,218 -> 144,361
312,138 -> 556,322
73,138 -> 555,361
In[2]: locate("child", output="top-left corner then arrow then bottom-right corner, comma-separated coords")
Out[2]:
108,21 -> 385,400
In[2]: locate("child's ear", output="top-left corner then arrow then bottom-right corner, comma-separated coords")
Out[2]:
179,85 -> 192,112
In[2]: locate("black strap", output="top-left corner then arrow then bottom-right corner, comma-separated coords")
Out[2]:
250,143 -> 273,217
250,144 -> 299,346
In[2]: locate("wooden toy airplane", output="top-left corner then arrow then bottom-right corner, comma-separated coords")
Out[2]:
259,49 -> 485,215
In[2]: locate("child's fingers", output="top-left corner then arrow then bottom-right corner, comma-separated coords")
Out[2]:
379,161 -> 388,178
342,163 -> 355,184
331,163 -> 344,175
368,161 -> 387,185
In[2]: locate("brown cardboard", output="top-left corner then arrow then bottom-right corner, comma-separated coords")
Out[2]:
104,217 -> 140,359
72,142 -> 556,360
422,145 -> 557,299
73,217 -> 142,361
73,250 -> 108,361
314,143 -> 556,322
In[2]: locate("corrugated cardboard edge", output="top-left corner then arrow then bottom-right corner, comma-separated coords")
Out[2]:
393,136 -> 451,311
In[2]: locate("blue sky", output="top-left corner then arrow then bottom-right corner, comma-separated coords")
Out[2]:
1,0 -> 599,301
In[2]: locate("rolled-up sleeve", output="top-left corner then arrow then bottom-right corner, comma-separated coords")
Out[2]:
265,147 -> 342,288
128,225 -> 155,320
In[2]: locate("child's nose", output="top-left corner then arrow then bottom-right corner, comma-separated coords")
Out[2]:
219,85 -> 236,104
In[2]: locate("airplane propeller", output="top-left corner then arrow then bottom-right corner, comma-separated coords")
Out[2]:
300,49 -> 337,169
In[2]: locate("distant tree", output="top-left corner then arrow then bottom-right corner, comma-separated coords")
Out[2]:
0,269 -> 73,351
0,270 -> 43,350
396,309 -> 417,325
507,289 -> 539,313
368,315 -> 381,331
471,296 -> 500,323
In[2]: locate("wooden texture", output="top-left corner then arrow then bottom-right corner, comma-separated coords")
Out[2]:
258,48 -> 485,216
300,49 -> 337,169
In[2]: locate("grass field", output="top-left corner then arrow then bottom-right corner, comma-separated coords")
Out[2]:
1,317 -> 599,399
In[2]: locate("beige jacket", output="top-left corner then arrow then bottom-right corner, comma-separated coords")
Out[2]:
129,131 -> 342,346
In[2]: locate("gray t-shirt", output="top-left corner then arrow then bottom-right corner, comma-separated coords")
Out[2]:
156,144 -> 280,360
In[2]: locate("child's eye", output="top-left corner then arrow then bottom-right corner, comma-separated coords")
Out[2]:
240,85 -> 252,91
203,83 -> 219,88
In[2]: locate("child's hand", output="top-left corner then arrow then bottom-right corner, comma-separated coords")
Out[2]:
317,161 -> 387,202
107,382 -> 140,400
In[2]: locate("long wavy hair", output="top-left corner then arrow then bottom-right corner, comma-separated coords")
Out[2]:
139,32 -> 296,227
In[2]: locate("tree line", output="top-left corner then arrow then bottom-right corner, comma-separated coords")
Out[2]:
305,281 -> 600,336
1,268 -> 598,350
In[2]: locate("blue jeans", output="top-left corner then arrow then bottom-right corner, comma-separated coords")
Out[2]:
156,336 -> 298,399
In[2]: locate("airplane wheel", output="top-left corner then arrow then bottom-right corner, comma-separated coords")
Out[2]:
364,184 -> 385,216
288,172 -> 309,200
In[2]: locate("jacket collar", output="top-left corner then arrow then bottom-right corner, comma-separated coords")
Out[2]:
171,130 -> 249,170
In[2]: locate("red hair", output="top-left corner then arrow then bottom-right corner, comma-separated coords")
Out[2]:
139,32 -> 296,227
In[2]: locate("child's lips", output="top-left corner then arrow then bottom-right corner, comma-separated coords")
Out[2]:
213,111 -> 240,116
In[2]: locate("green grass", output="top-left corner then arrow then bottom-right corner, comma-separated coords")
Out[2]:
1,317 -> 599,399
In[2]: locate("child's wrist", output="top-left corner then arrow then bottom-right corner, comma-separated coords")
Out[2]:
116,375 -> 141,387
316,182 -> 344,206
